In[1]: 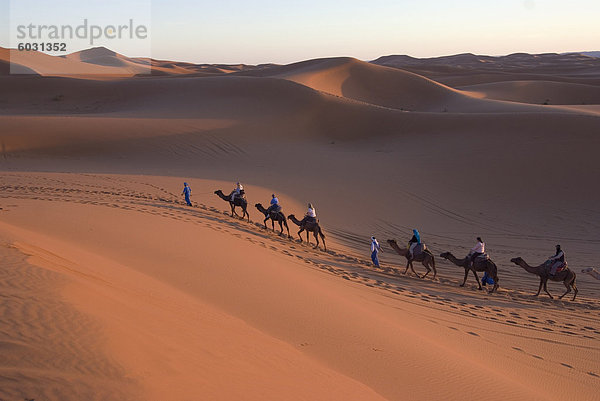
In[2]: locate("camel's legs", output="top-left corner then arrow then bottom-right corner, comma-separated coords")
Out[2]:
263,217 -> 268,229
407,260 -> 420,278
313,230 -> 319,249
535,278 -> 543,296
430,259 -> 437,279
490,269 -> 499,293
320,234 -> 326,251
472,270 -> 482,290
284,221 -> 290,237
558,279 -> 571,299
572,281 -> 578,301
490,268 -> 499,293
543,280 -> 553,299
421,261 -> 431,279
297,228 -> 304,242
460,268 -> 469,287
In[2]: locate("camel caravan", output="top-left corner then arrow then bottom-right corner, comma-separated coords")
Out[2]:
214,183 -> 326,251
387,235 -> 576,300
209,183 -> 581,301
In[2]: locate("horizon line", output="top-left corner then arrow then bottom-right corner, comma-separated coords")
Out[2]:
1,44 -> 599,66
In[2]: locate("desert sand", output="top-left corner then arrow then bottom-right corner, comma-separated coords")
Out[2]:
0,47 -> 599,401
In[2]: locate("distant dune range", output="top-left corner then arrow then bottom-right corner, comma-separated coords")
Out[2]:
0,46 -> 257,76
372,52 -> 600,86
1,48 -> 599,153
1,46 -> 600,401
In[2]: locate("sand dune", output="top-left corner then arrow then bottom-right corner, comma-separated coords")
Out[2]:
372,52 -> 600,78
3,46 -> 599,113
0,46 -> 263,77
0,236 -> 138,401
1,47 -> 599,401
256,57 -> 462,110
1,173 -> 598,401
374,52 -> 598,69
2,57 -> 597,158
1,46 -> 148,76
0,47 -> 39,75
243,56 -> 572,113
372,52 -> 600,88
460,80 -> 600,105
66,47 -> 131,65
2,81 -> 599,162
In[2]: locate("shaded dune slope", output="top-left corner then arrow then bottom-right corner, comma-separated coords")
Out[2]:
1,69 -> 599,157
460,80 -> 600,105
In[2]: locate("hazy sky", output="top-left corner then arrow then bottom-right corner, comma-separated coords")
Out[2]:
1,0 -> 598,63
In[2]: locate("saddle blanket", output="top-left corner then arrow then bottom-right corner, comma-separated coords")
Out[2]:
474,253 -> 489,262
545,260 -> 567,274
413,243 -> 427,256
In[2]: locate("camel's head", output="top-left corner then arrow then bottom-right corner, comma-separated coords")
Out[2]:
254,203 -> 262,208
214,190 -> 220,194
287,214 -> 295,219
439,252 -> 452,260
510,257 -> 523,265
386,239 -> 397,246
581,267 -> 594,273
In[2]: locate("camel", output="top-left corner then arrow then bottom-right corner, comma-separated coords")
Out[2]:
287,214 -> 326,251
214,190 -> 250,221
581,267 -> 600,280
255,203 -> 290,237
510,257 -> 578,300
386,240 -> 436,279
439,252 -> 499,293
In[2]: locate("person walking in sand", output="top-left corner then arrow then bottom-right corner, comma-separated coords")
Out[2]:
370,236 -> 382,267
182,182 -> 192,206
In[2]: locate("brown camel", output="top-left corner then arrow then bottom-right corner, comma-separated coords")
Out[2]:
386,240 -> 436,279
255,203 -> 290,237
287,214 -> 326,251
214,189 -> 249,221
439,252 -> 499,293
510,257 -> 578,300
